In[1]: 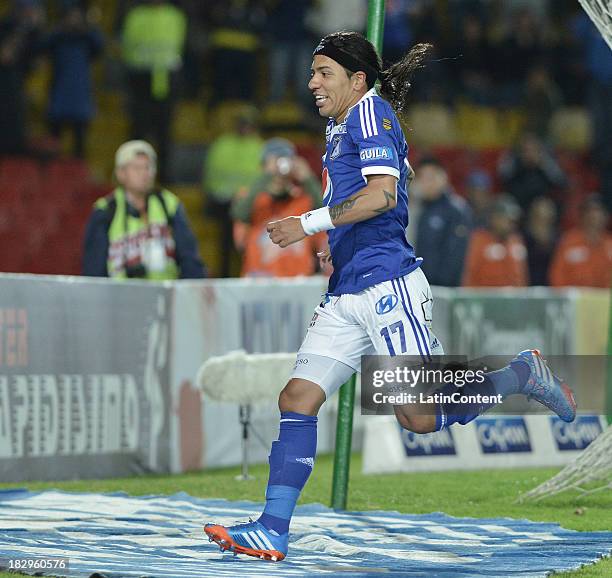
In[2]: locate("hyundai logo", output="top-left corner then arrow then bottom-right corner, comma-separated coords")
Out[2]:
375,294 -> 398,315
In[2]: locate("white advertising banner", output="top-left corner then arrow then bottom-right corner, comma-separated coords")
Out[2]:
169,277 -> 337,473
0,275 -> 173,482
363,414 -> 608,474
0,274 -> 607,481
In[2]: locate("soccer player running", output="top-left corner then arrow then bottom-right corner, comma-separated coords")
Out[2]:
204,32 -> 576,562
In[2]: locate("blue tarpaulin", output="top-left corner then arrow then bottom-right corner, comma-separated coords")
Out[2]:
0,489 -> 610,577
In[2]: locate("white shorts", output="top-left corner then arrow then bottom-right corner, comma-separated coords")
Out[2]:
292,267 -> 444,398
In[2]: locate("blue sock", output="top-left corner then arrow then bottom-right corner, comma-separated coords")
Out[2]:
434,360 -> 531,430
510,359 -> 531,392
258,412 -> 317,535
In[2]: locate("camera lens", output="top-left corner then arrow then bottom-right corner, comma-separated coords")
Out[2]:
277,157 -> 292,175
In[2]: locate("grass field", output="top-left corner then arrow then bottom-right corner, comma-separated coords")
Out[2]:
0,454 -> 610,577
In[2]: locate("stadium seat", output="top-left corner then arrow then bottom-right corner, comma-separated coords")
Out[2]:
207,101 -> 254,137
44,159 -> 90,185
24,61 -> 51,116
42,160 -> 93,207
97,91 -> 123,115
0,157 -> 41,190
497,109 -> 526,146
194,216 -> 222,276
172,185 -> 202,214
405,104 -> 457,147
295,143 -> 324,175
549,107 -> 593,151
455,104 -> 502,149
173,100 -> 209,144
430,146 -> 475,194
0,232 -> 28,273
261,101 -> 305,129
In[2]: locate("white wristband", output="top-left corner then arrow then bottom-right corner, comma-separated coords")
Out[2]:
300,206 -> 335,235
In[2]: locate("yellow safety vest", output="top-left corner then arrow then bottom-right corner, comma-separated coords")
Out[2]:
94,188 -> 180,280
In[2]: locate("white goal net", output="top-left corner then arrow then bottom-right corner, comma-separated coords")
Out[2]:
578,0 -> 612,51
520,422 -> 612,501
520,1 -> 612,504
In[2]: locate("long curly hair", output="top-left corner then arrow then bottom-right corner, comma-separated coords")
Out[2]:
319,31 -> 433,115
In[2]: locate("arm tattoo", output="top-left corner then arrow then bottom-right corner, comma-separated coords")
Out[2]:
373,189 -> 397,214
329,193 -> 367,221
329,188 -> 396,222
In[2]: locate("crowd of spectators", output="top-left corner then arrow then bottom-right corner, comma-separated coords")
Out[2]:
410,155 -> 611,288
3,1 -> 611,148
0,0 -> 104,157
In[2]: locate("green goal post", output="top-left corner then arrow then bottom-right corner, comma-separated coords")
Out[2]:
607,285 -> 612,425
331,0 -> 386,511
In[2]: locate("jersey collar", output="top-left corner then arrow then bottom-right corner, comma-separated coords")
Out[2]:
342,87 -> 378,123
329,87 -> 378,126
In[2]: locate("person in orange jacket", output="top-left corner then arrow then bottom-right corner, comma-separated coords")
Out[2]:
463,194 -> 528,287
549,194 -> 612,288
231,138 -> 325,277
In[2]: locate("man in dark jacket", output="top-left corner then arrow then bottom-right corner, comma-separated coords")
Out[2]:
0,0 -> 44,154
414,157 -> 472,287
82,140 -> 206,279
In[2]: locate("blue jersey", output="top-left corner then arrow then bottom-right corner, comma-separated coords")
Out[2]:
322,88 -> 421,295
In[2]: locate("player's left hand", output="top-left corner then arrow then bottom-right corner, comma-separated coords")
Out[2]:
266,217 -> 306,248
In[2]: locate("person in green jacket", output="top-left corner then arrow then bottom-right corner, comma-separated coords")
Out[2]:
121,0 -> 186,181
202,108 -> 264,277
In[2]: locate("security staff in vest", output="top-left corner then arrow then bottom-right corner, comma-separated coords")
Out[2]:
82,140 -> 206,279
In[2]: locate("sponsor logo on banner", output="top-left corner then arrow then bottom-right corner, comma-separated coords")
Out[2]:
360,146 -> 394,162
550,415 -> 603,451
400,427 -> 456,456
375,294 -> 398,315
0,308 -> 28,368
476,417 -> 532,454
0,296 -> 169,464
0,373 -> 141,458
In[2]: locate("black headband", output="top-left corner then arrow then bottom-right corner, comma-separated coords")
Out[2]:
313,41 -> 378,87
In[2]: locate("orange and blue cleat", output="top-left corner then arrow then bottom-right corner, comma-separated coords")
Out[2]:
514,349 -> 576,422
204,519 -> 288,562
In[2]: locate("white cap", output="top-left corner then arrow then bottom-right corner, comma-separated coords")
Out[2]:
114,140 -> 157,171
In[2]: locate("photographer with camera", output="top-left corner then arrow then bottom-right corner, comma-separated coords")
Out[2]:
82,140 -> 206,279
232,138 -> 326,277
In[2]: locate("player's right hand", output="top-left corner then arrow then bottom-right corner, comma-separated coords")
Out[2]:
267,216 -> 306,248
